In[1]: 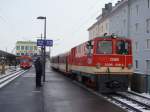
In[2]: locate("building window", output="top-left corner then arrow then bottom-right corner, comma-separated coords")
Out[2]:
100,25 -> 103,33
130,7 -> 132,16
148,0 -> 150,8
16,53 -> 20,56
21,46 -> 24,50
146,39 -> 150,49
135,41 -> 138,51
25,46 -> 28,50
146,60 -> 150,74
106,23 -> 108,31
135,23 -> 139,32
123,19 -> 126,28
146,19 -> 150,33
21,53 -> 24,55
93,30 -> 95,37
135,60 -> 139,69
30,46 -> 33,50
96,27 -> 98,36
136,5 -> 139,16
124,8 -> 126,14
16,46 -> 20,50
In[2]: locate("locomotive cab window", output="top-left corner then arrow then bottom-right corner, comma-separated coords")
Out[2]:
116,40 -> 129,54
96,40 -> 112,54
86,40 -> 93,56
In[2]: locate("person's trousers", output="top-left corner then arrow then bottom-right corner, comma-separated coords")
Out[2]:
36,74 -> 41,87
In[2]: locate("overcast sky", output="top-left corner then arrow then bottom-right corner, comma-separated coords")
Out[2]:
0,0 -> 118,56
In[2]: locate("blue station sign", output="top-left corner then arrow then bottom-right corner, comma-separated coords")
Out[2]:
37,39 -> 44,46
45,40 -> 53,46
37,39 -> 53,46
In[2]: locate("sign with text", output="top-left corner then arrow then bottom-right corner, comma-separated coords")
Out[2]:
37,39 -> 53,46
37,39 -> 44,46
45,40 -> 53,46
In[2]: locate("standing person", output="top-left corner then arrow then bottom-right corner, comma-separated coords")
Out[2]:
34,57 -> 43,87
1,60 -> 5,74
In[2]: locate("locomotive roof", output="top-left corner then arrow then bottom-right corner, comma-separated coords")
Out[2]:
95,35 -> 126,39
94,36 -> 132,41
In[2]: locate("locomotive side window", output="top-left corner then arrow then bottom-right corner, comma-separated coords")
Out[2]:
97,41 -> 112,54
116,40 -> 129,54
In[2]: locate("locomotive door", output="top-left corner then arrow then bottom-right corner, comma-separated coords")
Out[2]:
71,48 -> 76,64
66,56 -> 68,72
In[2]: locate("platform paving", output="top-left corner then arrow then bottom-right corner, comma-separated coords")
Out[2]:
0,64 -> 125,112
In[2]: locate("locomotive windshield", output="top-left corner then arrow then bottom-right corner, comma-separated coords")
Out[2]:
97,40 -> 112,54
116,40 -> 129,54
20,59 -> 30,63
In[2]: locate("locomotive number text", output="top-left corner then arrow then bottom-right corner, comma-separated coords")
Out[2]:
110,58 -> 119,62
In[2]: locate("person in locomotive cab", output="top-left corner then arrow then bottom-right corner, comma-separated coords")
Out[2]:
34,57 -> 43,87
118,41 -> 128,54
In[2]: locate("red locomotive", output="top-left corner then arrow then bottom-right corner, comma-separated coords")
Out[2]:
51,35 -> 133,93
19,56 -> 32,69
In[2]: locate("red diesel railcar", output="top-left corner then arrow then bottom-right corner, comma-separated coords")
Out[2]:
51,35 -> 133,93
19,56 -> 32,69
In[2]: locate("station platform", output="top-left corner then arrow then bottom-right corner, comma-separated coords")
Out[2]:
0,64 -> 125,112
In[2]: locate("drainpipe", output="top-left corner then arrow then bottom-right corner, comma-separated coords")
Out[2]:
127,0 -> 130,37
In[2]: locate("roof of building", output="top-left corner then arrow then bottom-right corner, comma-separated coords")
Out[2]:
0,50 -> 16,58
16,41 -> 36,44
88,0 -> 128,31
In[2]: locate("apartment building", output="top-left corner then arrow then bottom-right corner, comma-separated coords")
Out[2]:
88,0 -> 150,75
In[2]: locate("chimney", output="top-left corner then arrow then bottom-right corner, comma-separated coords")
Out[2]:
102,8 -> 106,15
102,3 -> 112,16
108,3 -> 112,11
105,4 -> 109,10
115,0 -> 121,6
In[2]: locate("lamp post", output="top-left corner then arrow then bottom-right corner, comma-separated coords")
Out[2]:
37,16 -> 46,82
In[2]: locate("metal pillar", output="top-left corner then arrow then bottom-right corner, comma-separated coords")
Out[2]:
37,16 -> 47,82
43,18 -> 46,82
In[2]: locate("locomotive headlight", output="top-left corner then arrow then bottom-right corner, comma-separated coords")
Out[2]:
96,63 -> 101,69
128,64 -> 132,69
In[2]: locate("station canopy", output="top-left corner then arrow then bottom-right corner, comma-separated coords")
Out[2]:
0,50 -> 16,59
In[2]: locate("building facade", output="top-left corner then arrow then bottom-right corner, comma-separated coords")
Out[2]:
16,41 -> 38,57
129,0 -> 150,75
88,0 -> 150,75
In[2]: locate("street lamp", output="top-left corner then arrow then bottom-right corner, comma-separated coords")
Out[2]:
37,16 -> 46,82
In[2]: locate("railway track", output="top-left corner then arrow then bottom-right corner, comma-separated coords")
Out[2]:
70,78 -> 150,112
57,71 -> 150,112
127,91 -> 150,101
104,92 -> 150,112
0,69 -> 28,88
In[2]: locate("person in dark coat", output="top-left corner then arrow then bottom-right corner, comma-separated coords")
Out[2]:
34,57 -> 43,87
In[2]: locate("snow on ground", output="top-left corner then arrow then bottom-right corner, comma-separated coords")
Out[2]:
142,93 -> 150,98
128,87 -> 150,99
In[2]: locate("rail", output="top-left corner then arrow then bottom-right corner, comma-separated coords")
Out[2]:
0,69 -> 28,88
105,92 -> 150,112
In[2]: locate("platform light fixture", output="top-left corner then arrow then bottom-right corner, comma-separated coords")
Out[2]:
37,16 -> 47,82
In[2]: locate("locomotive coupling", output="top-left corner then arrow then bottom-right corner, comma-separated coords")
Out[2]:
106,80 -> 121,89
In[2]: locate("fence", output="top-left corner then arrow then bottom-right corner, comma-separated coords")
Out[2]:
131,73 -> 150,93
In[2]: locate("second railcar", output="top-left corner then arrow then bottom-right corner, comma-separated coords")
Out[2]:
19,56 -> 32,69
